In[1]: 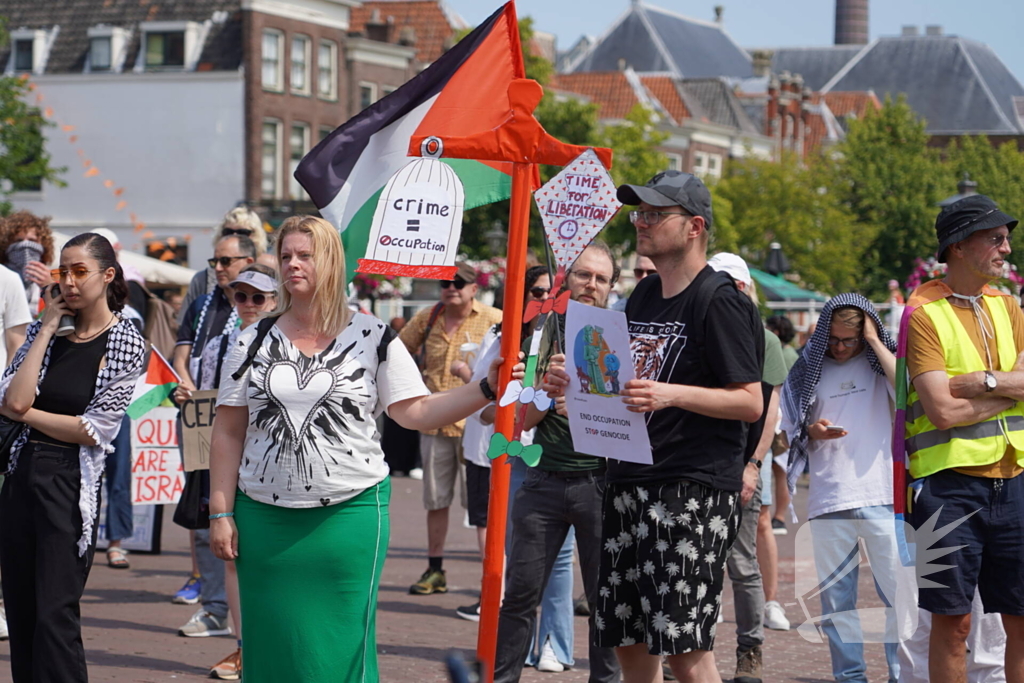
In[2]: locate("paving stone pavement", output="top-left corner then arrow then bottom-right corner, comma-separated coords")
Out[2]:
0,475 -> 893,682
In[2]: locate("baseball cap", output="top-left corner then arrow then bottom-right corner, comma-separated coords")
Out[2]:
935,194 -> 1018,263
90,228 -> 120,249
708,252 -> 752,287
454,261 -> 477,284
617,170 -> 714,230
229,269 -> 278,293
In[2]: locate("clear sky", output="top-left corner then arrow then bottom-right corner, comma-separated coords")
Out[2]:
449,0 -> 1024,84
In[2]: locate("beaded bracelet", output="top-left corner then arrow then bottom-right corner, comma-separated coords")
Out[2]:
209,512 -> 235,520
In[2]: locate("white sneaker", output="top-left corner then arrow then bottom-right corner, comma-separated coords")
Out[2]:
409,467 -> 423,480
764,600 -> 790,631
537,640 -> 565,673
0,605 -> 8,640
178,608 -> 232,637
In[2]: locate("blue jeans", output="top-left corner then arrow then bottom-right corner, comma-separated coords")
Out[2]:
195,528 -> 228,619
105,415 -> 134,542
508,458 -> 575,666
810,505 -> 900,683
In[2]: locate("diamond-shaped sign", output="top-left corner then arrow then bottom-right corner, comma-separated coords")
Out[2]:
534,148 -> 621,270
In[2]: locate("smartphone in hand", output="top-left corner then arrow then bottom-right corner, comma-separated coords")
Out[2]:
825,425 -> 846,432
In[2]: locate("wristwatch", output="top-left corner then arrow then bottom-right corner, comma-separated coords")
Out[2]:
748,459 -> 763,469
479,377 -> 497,401
984,370 -> 997,393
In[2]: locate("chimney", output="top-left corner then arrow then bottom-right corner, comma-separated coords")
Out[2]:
751,49 -> 774,78
901,25 -> 919,36
713,5 -> 724,24
398,26 -> 416,46
925,25 -> 943,36
365,11 -> 394,43
834,0 -> 869,45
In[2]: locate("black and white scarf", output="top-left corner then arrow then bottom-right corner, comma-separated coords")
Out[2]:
780,293 -> 896,496
0,318 -> 146,555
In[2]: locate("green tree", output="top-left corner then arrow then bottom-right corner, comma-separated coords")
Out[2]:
714,152 -> 872,295
831,96 -> 947,296
0,21 -> 65,214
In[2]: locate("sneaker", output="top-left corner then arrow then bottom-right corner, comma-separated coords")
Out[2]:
771,518 -> 788,536
172,575 -> 202,605
210,648 -> 242,680
764,600 -> 791,631
0,605 -> 7,641
178,609 -> 232,637
409,568 -> 447,595
455,602 -> 481,622
735,645 -> 763,683
537,640 -> 565,673
573,594 -> 590,617
409,467 -> 424,480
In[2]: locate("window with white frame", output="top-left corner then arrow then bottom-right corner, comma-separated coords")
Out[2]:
291,35 -> 311,95
317,40 -> 337,100
145,31 -> 185,68
261,120 -> 282,200
289,123 -> 310,200
13,39 -> 34,72
86,26 -> 129,73
382,85 -> 396,97
692,151 -> 723,179
261,30 -> 283,91
90,37 -> 112,71
666,153 -> 683,172
359,83 -> 377,110
7,28 -> 50,74
319,125 -> 334,143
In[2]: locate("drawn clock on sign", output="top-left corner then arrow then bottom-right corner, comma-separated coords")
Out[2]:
557,219 -> 579,240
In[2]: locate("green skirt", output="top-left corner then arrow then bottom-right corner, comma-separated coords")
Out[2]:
234,478 -> 390,683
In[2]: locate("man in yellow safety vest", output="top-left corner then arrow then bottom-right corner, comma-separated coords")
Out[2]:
905,194 -> 1024,683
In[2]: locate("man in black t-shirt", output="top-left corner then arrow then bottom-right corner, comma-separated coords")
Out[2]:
493,242 -> 621,683
591,171 -> 764,682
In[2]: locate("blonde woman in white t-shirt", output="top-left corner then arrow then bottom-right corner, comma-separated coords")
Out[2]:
209,216 -> 520,683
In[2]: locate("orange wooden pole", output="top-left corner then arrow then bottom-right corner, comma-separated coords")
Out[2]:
477,161 -> 533,682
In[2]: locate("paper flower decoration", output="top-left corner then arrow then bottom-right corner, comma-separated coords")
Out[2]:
524,289 -> 570,322
487,433 -> 543,467
498,380 -> 551,410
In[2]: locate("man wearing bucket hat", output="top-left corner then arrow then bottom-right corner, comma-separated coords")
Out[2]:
576,171 -> 765,683
901,194 -> 1024,683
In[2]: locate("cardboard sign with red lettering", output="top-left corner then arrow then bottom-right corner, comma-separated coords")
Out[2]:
534,148 -> 621,270
130,407 -> 185,505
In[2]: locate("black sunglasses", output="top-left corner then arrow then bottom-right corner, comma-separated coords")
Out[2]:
234,291 -> 271,306
222,227 -> 254,237
440,278 -> 468,290
208,256 -> 248,269
530,286 -> 550,298
634,268 -> 657,279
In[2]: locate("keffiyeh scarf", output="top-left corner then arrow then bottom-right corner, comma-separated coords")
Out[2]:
780,293 -> 896,496
0,318 -> 146,555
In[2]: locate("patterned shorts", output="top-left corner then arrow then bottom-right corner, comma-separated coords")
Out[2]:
595,480 -> 741,655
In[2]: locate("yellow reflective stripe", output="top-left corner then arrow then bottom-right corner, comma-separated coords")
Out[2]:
906,415 -> 1024,455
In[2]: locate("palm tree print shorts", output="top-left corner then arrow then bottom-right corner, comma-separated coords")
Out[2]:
595,480 -> 741,655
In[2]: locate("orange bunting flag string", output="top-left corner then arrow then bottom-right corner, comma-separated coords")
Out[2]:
69,135 -> 77,143
115,200 -> 127,211
84,167 -> 100,178
103,180 -> 114,188
62,125 -> 74,132
113,188 -> 124,197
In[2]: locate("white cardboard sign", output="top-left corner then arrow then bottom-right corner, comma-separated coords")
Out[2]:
564,300 -> 653,463
535,148 -> 621,270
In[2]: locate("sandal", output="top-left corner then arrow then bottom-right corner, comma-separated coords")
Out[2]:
106,547 -> 130,569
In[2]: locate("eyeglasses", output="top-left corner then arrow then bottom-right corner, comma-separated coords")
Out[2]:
977,233 -> 1011,248
634,268 -> 657,279
629,210 -> 690,226
234,291 -> 272,306
530,286 -> 550,299
440,279 -> 468,290
827,336 -> 861,349
208,256 -> 248,269
222,227 -> 254,237
51,266 -> 102,282
569,269 -> 611,287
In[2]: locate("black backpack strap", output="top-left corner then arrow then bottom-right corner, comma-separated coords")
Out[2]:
378,325 -> 397,364
414,302 -> 444,369
230,315 -> 280,381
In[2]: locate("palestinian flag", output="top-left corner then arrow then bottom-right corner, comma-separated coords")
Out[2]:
127,348 -> 180,420
295,2 -> 525,278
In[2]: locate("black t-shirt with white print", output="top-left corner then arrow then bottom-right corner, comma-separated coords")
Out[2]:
611,265 -> 764,492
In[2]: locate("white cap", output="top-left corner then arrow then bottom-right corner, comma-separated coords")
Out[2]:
708,252 -> 752,286
90,228 -> 120,249
229,269 -> 278,293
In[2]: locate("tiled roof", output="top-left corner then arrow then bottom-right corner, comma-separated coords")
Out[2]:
0,0 -> 243,74
678,78 -> 761,135
550,71 -> 641,120
565,2 -> 750,79
768,45 -> 865,91
350,1 -> 466,65
640,76 -> 690,122
822,91 -> 881,118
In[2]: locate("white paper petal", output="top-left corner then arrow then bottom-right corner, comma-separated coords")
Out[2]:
531,389 -> 551,410
498,380 -> 524,407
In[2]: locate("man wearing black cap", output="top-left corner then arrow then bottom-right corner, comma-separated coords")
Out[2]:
589,171 -> 765,682
902,194 -> 1024,683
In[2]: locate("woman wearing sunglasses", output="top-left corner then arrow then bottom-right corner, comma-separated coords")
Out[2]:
0,233 -> 146,683
180,207 -> 268,323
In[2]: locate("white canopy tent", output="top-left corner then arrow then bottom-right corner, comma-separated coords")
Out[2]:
52,231 -> 196,287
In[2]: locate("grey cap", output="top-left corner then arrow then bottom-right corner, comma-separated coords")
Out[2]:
617,170 -> 714,229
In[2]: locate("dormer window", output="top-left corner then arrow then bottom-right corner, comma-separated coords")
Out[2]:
90,37 -> 111,70
5,28 -> 54,75
146,31 -> 185,68
87,26 -> 128,73
13,39 -> 33,72
138,21 -> 200,71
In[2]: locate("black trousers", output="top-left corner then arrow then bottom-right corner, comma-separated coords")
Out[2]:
0,441 -> 98,683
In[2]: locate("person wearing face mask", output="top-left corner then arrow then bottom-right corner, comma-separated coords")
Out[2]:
493,242 -> 623,683
206,263 -> 278,681
399,261 -> 502,597
0,210 -> 57,310
0,233 -> 146,683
